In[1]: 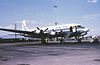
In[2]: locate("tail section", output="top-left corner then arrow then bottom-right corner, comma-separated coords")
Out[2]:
22,20 -> 28,31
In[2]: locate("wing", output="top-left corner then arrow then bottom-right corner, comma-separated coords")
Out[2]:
0,28 -> 36,35
0,28 -> 50,38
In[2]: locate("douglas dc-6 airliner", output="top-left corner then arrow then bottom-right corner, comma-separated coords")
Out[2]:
0,20 -> 89,43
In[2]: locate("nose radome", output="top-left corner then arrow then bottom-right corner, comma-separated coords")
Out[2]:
84,28 -> 89,32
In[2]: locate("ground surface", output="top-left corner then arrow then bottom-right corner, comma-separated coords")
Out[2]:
0,42 -> 100,65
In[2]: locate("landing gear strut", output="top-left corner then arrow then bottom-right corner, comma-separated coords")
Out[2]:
59,37 -> 64,43
77,38 -> 81,43
41,37 -> 48,44
41,39 -> 46,44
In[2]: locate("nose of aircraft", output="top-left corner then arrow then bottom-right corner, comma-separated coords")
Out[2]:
84,28 -> 89,32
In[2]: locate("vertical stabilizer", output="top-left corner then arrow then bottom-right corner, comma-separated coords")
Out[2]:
22,20 -> 28,31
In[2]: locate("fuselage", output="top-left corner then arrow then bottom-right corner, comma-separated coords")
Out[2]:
25,23 -> 89,35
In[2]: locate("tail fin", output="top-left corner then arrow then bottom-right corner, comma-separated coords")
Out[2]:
22,20 -> 28,31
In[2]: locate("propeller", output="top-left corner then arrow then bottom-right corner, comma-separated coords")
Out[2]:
36,27 -> 48,33
52,29 -> 63,41
52,29 -> 63,35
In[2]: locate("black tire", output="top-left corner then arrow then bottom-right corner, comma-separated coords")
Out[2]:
78,39 -> 81,43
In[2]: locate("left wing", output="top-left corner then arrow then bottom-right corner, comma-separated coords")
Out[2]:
0,28 -> 50,38
0,28 -> 36,35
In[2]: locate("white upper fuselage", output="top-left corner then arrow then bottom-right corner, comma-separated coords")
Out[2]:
24,23 -> 89,35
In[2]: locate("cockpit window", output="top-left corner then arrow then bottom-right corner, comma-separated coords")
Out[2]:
77,25 -> 85,28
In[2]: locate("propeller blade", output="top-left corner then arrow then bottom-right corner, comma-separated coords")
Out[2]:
36,27 -> 40,30
60,29 -> 63,33
52,29 -> 55,32
43,28 -> 48,32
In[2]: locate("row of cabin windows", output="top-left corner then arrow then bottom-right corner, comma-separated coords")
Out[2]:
55,26 -> 67,29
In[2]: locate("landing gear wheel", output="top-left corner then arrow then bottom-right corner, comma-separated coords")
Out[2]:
41,38 -> 47,44
60,38 -> 64,43
78,38 -> 81,43
41,39 -> 46,44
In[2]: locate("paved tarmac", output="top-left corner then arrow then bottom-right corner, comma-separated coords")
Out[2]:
0,42 -> 100,65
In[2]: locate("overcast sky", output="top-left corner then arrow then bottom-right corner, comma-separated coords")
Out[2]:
0,0 -> 100,37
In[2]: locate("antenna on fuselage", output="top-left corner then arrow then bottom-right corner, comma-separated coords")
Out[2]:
55,22 -> 58,26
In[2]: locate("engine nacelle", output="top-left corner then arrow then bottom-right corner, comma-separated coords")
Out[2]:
50,32 -> 56,35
